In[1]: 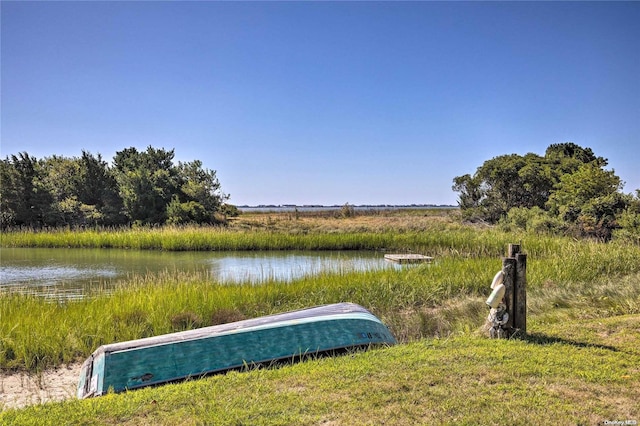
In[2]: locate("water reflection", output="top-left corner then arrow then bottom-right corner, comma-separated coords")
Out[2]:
0,247 -> 396,299
210,253 -> 388,283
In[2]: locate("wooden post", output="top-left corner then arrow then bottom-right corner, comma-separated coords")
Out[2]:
514,252 -> 527,333
503,244 -> 526,336
501,256 -> 516,332
487,244 -> 527,338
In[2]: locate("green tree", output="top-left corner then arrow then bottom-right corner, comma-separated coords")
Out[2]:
113,146 -> 226,225
113,147 -> 180,225
0,158 -> 17,229
167,160 -> 228,225
546,163 -> 627,239
1,146 -> 227,227
452,142 -> 618,225
40,155 -> 82,226
0,158 -> 18,227
177,160 -> 226,211
451,174 -> 483,210
453,153 -> 555,222
614,190 -> 640,244
77,151 -> 126,225
474,153 -> 554,221
544,142 -> 606,170
38,152 -> 126,227
546,163 -> 622,221
0,152 -> 55,227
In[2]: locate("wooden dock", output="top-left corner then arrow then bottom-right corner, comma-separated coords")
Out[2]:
384,254 -> 433,264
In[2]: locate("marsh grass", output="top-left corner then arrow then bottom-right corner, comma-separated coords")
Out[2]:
2,212 -> 640,371
2,211 -> 640,423
2,243 -> 639,373
1,211 -> 520,255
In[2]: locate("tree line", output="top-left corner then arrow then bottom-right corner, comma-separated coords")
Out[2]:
452,142 -> 640,242
0,146 -> 235,229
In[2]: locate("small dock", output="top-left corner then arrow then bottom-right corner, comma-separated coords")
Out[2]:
384,254 -> 433,264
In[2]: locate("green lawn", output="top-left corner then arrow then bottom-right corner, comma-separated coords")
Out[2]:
2,314 -> 638,425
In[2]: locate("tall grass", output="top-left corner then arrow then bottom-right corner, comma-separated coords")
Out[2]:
0,263 -> 479,371
2,212 -> 640,372
1,224 -> 529,256
2,237 -> 640,372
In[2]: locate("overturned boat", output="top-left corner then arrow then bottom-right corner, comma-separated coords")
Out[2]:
77,302 -> 396,398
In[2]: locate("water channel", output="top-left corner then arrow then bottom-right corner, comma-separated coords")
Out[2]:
0,248 -> 398,300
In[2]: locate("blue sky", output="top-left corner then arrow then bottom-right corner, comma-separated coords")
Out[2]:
2,1 -> 639,206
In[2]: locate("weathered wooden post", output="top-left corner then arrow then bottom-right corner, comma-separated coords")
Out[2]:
501,254 -> 516,332
486,243 -> 527,338
512,244 -> 527,333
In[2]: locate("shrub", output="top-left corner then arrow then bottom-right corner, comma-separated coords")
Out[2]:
220,203 -> 240,218
170,311 -> 203,331
167,197 -> 210,225
529,213 -> 568,235
613,207 -> 640,244
210,309 -> 246,325
338,203 -> 356,218
498,206 -> 565,235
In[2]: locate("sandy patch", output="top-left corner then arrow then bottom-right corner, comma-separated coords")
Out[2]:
0,363 -> 82,410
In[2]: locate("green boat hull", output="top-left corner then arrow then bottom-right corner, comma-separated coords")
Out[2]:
77,303 -> 396,398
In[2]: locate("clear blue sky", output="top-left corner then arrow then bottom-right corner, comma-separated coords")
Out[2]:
2,1 -> 639,206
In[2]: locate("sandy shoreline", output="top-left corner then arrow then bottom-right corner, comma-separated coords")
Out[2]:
0,363 -> 81,410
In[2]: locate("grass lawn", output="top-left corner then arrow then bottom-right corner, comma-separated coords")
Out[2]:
2,314 -> 638,425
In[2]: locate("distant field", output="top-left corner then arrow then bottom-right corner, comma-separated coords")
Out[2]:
237,204 -> 456,213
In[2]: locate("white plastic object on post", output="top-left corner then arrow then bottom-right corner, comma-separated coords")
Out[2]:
486,283 -> 506,309
490,270 -> 504,289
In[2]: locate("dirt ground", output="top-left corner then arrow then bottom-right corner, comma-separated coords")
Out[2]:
0,363 -> 81,410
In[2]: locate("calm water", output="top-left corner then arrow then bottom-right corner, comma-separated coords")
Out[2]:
0,247 -> 396,299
